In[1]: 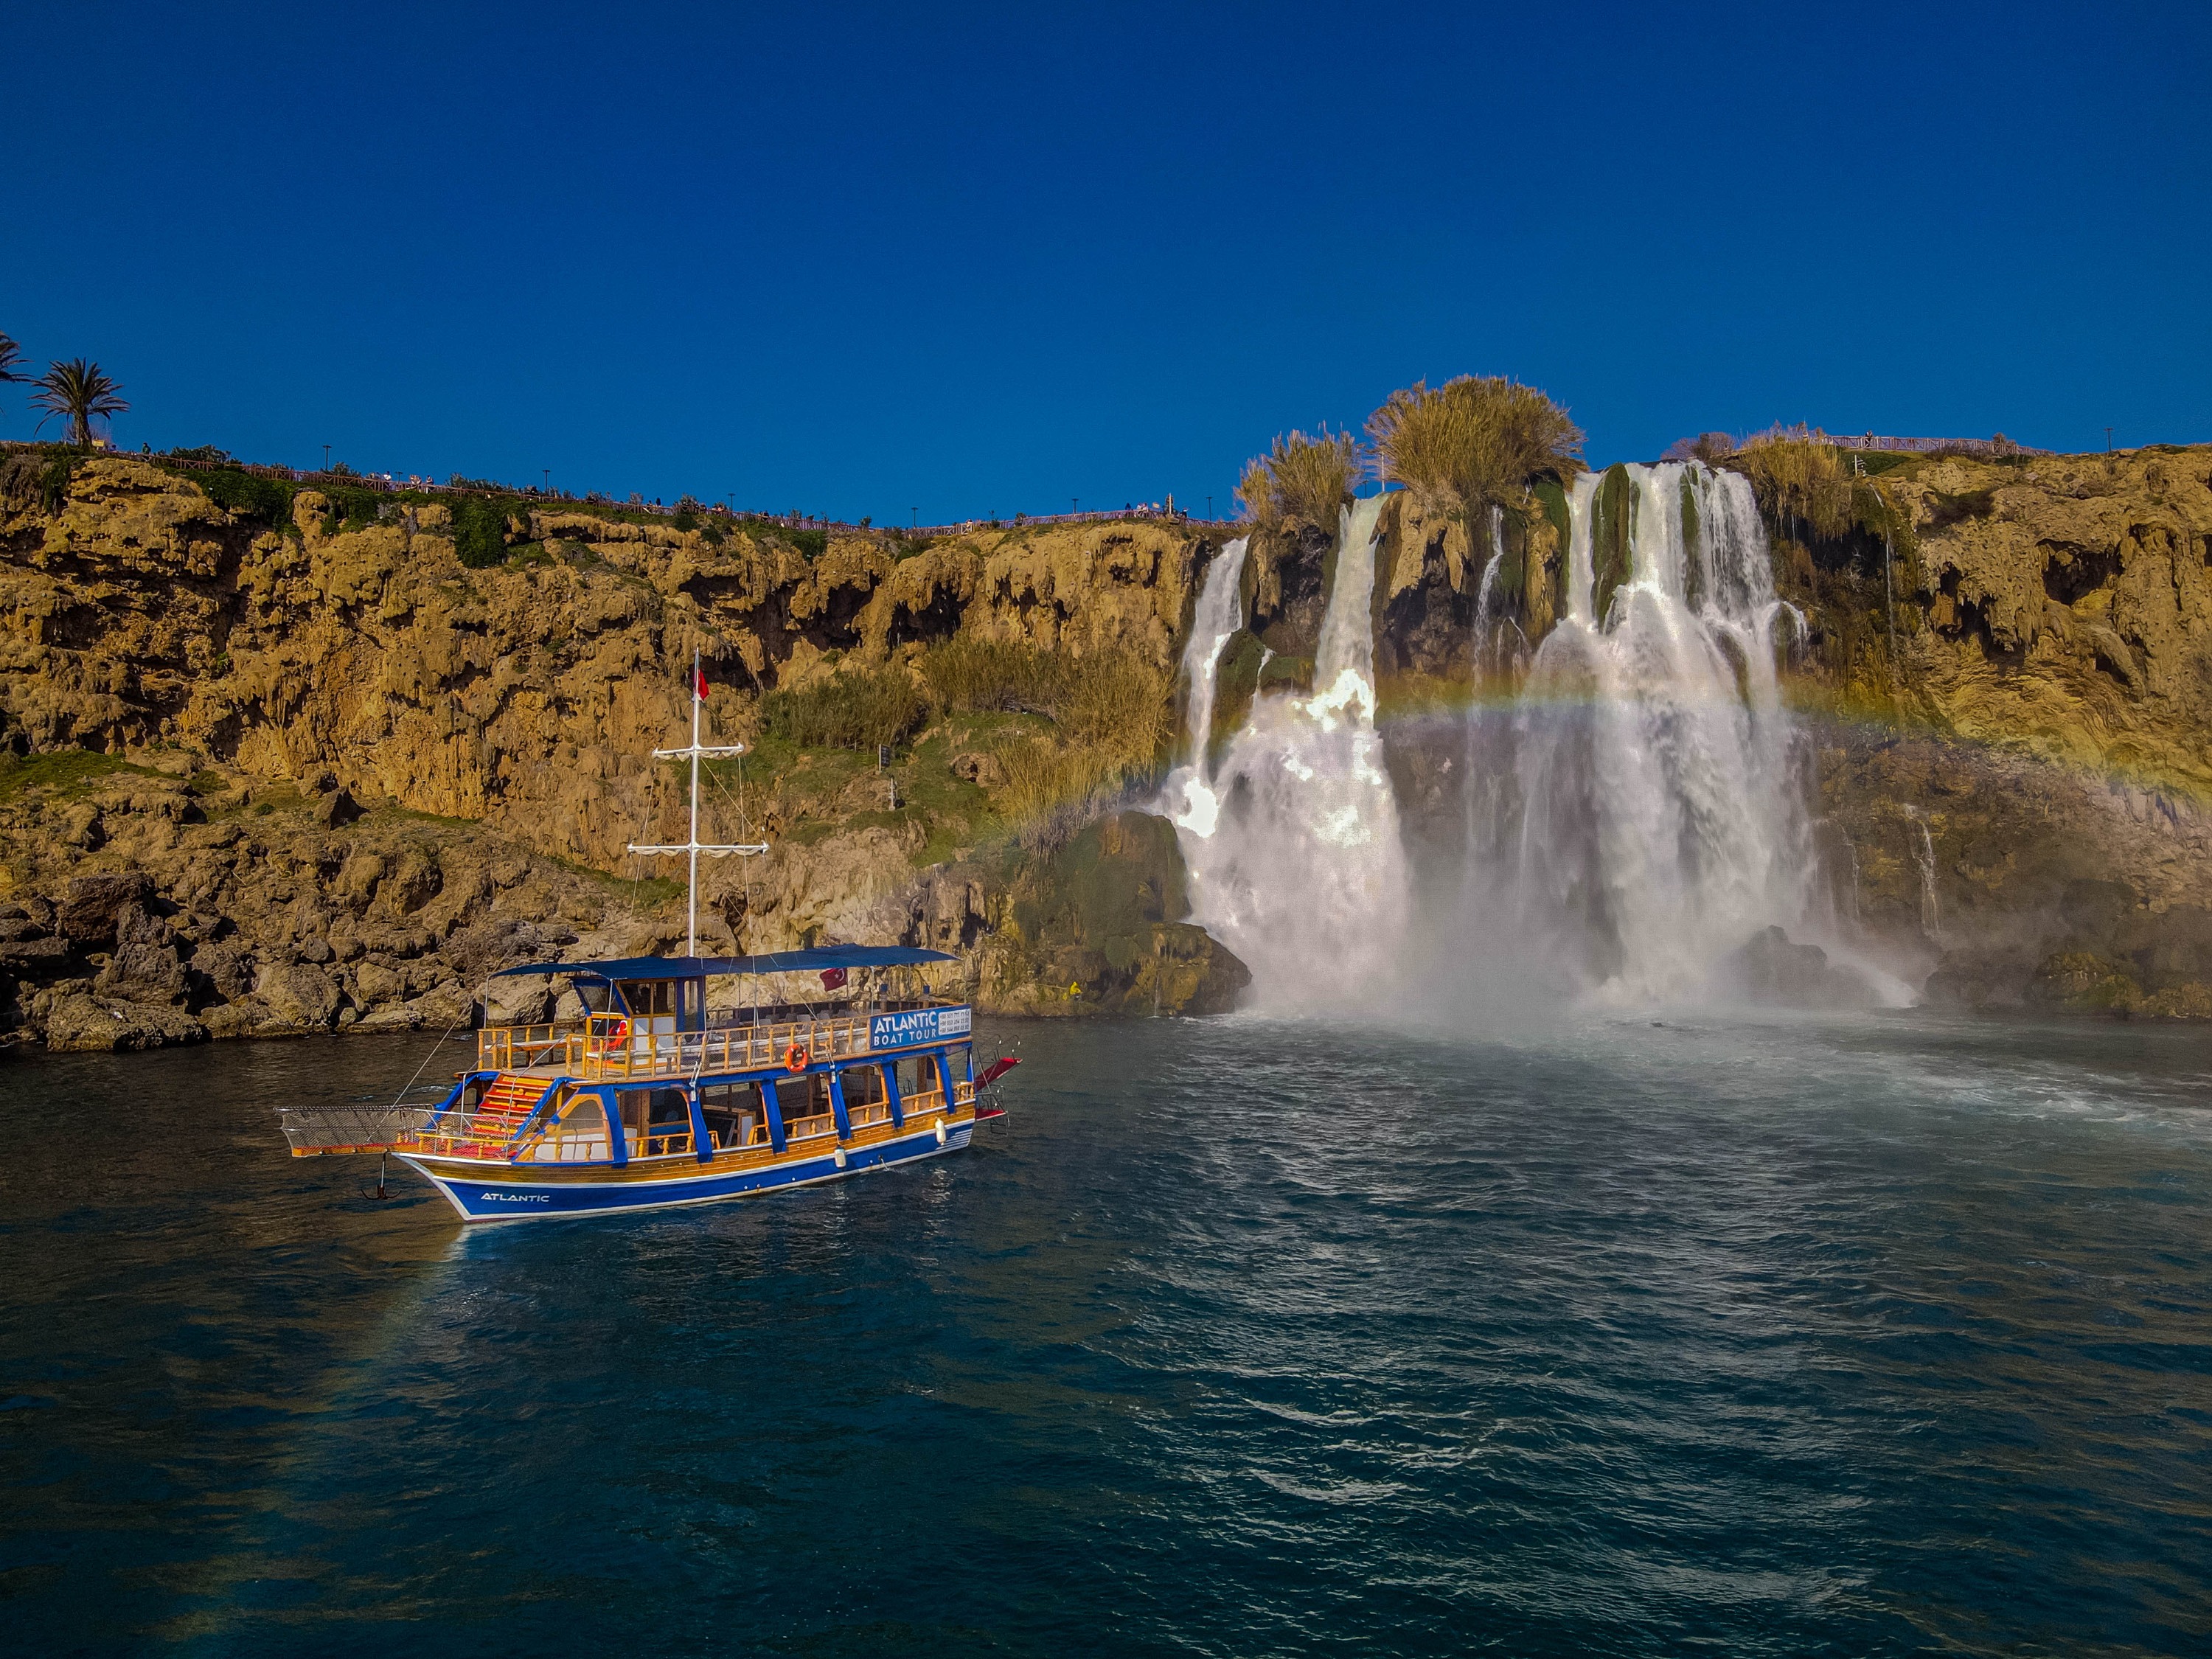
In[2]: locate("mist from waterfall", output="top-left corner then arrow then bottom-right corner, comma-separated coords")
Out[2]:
1173,495 -> 1410,1012
1164,463 -> 1891,1016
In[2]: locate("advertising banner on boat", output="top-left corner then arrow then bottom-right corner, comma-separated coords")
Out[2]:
871,1006 -> 973,1049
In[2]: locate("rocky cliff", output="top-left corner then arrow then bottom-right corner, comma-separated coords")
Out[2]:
0,456 -> 1242,1048
4,439 -> 2209,1053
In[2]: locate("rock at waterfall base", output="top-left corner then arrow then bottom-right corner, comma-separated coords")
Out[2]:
1722,927 -> 1879,1009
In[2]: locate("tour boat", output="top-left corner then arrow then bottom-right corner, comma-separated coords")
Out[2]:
279,655 -> 1009,1221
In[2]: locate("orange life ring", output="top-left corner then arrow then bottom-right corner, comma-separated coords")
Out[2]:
784,1042 -> 810,1074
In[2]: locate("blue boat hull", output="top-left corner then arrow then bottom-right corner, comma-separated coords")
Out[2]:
400,1121 -> 975,1222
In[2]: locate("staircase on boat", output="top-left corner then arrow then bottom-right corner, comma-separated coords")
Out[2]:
433,1073 -> 549,1158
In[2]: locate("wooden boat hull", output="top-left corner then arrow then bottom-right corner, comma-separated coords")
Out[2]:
398,1117 -> 977,1222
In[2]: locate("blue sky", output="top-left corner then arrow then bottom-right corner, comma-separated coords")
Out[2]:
6,2 -> 2206,521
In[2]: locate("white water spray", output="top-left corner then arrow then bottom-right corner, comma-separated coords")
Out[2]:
1511,462 -> 1814,1000
1175,495 -> 1409,1011
1162,539 -> 1250,838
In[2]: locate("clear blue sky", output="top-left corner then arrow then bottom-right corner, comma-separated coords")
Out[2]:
6,3 -> 2206,521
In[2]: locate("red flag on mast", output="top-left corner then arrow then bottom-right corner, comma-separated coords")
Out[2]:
693,662 -> 709,701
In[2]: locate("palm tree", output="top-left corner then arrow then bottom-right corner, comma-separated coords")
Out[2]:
31,358 -> 129,448
0,333 -> 26,411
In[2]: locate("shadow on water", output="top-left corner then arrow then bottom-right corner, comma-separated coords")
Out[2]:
2,1015 -> 2209,1655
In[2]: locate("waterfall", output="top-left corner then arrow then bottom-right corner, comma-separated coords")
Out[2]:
1182,540 -> 1249,776
1905,807 -> 1941,941
1509,462 -> 1812,1000
1175,495 -> 1409,1012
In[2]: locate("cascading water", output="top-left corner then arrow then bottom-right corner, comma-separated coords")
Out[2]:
1509,462 -> 1815,1000
1175,495 -> 1410,1012
1161,538 -> 1250,837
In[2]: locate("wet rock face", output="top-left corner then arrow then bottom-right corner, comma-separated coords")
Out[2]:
975,810 -> 1249,1018
1721,926 -> 1880,1009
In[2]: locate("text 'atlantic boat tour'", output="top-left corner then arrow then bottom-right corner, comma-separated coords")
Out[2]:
276,653 -> 1014,1221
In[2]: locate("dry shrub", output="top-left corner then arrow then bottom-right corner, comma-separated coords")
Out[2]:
1660,431 -> 1737,464
1239,427 -> 1360,529
916,636 -> 1051,714
762,667 -> 925,749
1735,427 -> 1857,540
919,639 -> 1171,760
1234,456 -> 1277,533
919,639 -> 1175,844
1366,376 -> 1583,512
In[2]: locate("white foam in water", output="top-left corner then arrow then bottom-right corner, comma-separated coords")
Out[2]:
1176,496 -> 1410,1012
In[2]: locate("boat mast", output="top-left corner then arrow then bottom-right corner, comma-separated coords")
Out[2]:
628,648 -> 768,956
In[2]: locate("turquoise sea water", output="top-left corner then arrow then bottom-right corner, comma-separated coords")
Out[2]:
2,1012 -> 2209,1655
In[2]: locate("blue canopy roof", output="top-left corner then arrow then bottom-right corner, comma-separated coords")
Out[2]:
492,946 -> 956,980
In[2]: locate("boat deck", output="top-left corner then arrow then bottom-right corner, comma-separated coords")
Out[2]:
478,999 -> 969,1082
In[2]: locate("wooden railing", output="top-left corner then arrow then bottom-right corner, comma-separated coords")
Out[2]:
407,1079 -> 978,1164
479,1023 -> 573,1071
475,1006 -> 971,1080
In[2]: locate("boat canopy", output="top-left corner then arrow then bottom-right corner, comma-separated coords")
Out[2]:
491,946 -> 957,980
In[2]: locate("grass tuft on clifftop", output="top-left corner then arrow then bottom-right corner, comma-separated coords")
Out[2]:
1239,428 -> 1360,530
1366,375 -> 1584,513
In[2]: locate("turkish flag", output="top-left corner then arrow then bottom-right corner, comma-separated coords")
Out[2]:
693,664 -> 709,700
820,966 -> 849,991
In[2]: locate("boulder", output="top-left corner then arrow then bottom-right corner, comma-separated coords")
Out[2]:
351,1001 -> 422,1032
482,974 -> 551,1027
313,788 -> 364,829
377,846 -> 442,916
948,751 -> 1006,788
57,873 -> 156,948
1721,926 -> 1879,1009
60,803 -> 105,850
44,994 -> 207,1052
254,961 -> 344,1029
350,959 -> 406,1006
0,934 -> 71,974
445,916 -> 567,984
407,979 -> 475,1030
191,940 -> 257,1003
96,939 -> 188,1005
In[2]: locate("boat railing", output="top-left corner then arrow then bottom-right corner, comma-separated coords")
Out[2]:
400,1080 -> 981,1164
474,1004 -> 973,1080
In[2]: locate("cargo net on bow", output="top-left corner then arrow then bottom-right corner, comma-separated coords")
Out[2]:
279,1103 -> 438,1157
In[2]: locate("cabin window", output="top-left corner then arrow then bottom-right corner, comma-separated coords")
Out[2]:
700,1081 -> 765,1149
575,981 -> 612,1015
896,1055 -> 947,1101
617,1088 -> 691,1136
536,1091 -> 610,1163
616,980 -> 678,1018
841,1065 -> 887,1107
775,1074 -> 835,1137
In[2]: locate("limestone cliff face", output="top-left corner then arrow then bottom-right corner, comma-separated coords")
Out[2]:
0,461 -> 1201,866
0,459 -> 1231,1048
1779,445 -> 2212,1012
6,441 -> 2211,1048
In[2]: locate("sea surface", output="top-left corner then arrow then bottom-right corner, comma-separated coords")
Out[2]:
2,1012 -> 2209,1656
